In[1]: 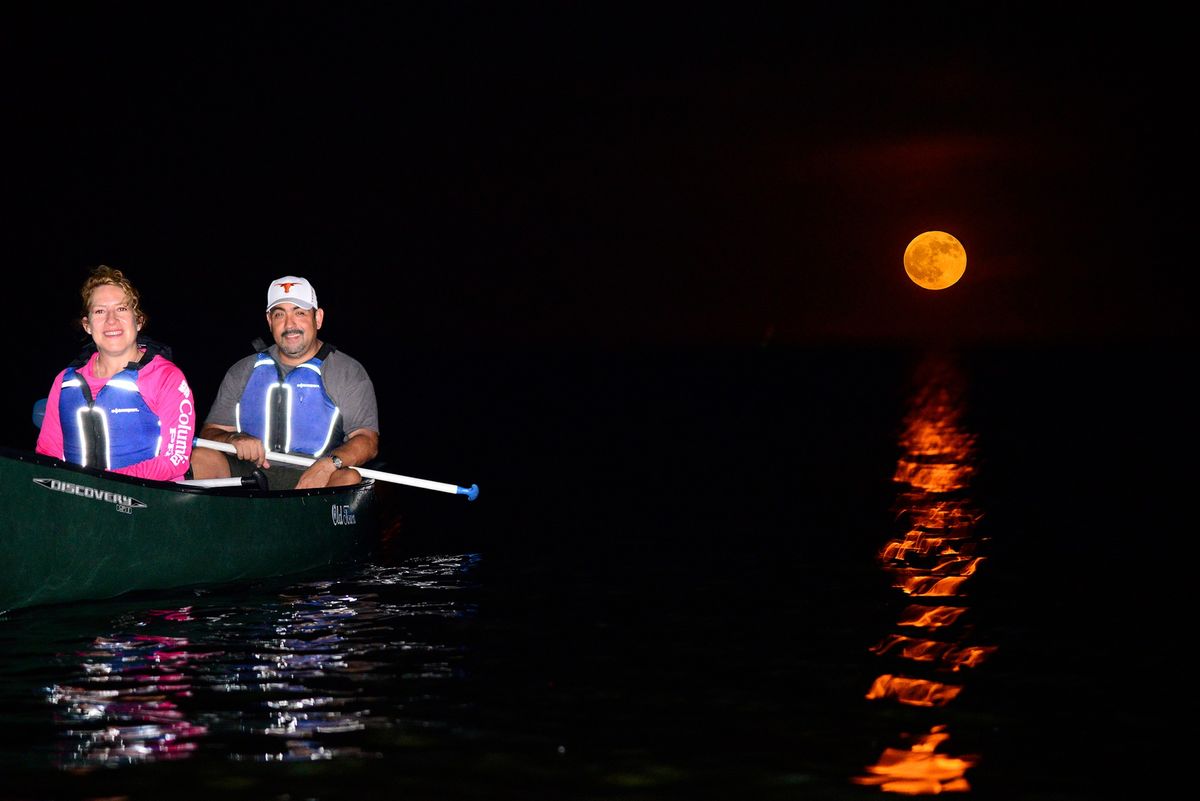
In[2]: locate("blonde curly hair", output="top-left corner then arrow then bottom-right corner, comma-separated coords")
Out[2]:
79,265 -> 147,330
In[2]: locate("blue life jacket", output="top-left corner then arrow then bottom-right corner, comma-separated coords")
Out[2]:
58,340 -> 170,470
235,342 -> 343,457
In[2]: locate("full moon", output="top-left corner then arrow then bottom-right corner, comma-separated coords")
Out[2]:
903,231 -> 967,290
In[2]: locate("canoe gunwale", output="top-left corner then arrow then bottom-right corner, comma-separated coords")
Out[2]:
0,445 -> 376,499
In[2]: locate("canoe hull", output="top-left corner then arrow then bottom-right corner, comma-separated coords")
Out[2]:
1,447 -> 377,613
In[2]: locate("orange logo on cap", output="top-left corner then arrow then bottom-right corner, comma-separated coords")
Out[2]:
275,282 -> 300,294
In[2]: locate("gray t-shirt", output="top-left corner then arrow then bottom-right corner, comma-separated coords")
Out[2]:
204,345 -> 380,440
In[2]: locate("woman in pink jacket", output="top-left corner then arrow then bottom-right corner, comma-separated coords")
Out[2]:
36,265 -> 195,482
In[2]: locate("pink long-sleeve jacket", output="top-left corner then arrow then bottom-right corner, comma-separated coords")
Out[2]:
36,351 -> 195,482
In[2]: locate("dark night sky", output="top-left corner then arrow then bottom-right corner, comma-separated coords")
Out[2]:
4,5 -> 1194,433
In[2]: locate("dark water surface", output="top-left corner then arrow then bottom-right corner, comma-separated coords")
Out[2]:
0,345 -> 1187,800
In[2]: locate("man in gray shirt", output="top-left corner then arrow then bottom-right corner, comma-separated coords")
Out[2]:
189,275 -> 379,489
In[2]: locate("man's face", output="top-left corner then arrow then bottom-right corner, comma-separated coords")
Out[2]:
266,303 -> 324,363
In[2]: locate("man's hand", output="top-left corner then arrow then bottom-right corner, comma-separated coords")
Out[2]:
295,457 -> 339,490
227,432 -> 270,468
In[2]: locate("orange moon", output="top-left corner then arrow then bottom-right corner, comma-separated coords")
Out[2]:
903,231 -> 967,290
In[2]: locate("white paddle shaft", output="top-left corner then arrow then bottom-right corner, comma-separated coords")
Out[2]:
194,438 -> 479,500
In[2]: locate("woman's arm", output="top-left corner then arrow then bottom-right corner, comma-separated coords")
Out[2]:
35,371 -> 67,458
111,357 -> 196,482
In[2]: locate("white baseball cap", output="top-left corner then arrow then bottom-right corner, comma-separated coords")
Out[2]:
266,276 -> 318,311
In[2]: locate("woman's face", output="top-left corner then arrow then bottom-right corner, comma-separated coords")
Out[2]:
83,283 -> 140,359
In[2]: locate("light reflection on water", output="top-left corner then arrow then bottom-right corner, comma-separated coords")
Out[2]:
853,352 -> 994,794
44,553 -> 480,770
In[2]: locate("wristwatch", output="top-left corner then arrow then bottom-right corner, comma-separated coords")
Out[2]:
329,454 -> 344,470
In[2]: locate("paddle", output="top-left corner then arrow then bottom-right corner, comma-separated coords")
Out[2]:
32,399 -> 479,500
180,475 -> 268,489
195,438 -> 479,500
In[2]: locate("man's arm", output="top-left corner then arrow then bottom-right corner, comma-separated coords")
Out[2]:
332,427 -> 380,467
295,428 -> 379,490
196,422 -> 270,467
197,422 -> 235,441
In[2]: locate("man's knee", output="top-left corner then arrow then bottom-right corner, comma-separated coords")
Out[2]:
327,468 -> 362,488
189,447 -> 231,479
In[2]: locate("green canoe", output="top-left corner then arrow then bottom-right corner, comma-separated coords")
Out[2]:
0,446 -> 378,614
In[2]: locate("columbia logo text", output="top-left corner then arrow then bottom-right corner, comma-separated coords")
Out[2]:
168,397 -> 195,467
